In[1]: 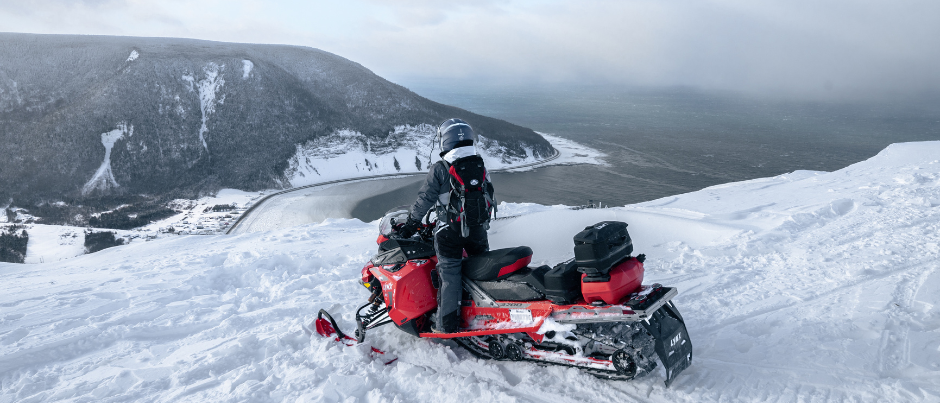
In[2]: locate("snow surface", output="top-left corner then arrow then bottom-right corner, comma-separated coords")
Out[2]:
282,127 -> 596,188
82,123 -> 133,196
12,133 -> 596,260
180,64 -> 225,156
242,60 -> 253,79
139,189 -> 272,235
505,132 -> 606,172
22,225 -> 85,264
2,142 -> 940,402
239,132 -> 604,234
195,63 -> 225,156
125,50 -> 139,62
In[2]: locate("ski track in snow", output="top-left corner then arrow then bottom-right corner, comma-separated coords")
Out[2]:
2,143 -> 940,402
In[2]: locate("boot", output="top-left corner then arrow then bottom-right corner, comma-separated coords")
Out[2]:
432,310 -> 459,333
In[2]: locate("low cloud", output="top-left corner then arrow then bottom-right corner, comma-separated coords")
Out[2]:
2,0 -> 938,97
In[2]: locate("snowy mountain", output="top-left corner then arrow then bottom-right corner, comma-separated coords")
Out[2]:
282,124 -> 552,188
1,141 -> 937,402
0,33 -> 553,206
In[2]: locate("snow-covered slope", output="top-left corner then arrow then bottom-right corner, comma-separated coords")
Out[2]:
283,125 -> 555,188
1,142 -> 939,402
0,33 -> 554,204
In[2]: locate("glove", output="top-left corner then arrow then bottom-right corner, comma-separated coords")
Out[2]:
397,217 -> 420,238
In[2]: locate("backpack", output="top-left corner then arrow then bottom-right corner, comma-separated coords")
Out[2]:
443,154 -> 496,237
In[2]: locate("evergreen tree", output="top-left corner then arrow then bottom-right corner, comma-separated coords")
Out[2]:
0,226 -> 28,263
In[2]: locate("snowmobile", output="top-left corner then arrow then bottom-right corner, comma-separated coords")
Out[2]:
314,208 -> 693,386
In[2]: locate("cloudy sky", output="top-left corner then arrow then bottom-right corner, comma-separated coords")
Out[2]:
2,0 -> 939,97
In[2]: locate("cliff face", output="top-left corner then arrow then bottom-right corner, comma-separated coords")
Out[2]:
0,33 -> 553,202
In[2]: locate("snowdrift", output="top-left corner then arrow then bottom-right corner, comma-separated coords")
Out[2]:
1,142 -> 939,402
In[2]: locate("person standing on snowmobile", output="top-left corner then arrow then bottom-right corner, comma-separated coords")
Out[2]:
397,118 -> 496,333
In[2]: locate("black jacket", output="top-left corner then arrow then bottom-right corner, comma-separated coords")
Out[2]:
409,148 -> 494,223
409,160 -> 452,223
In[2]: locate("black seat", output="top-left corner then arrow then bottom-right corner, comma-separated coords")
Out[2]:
474,265 -> 550,301
462,246 -> 533,281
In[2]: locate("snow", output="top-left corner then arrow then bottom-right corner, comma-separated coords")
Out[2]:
237,133 -> 604,233
81,123 -> 133,196
125,50 -> 139,62
143,189 -> 269,235
2,141 -> 940,402
241,60 -> 253,79
195,63 -> 225,156
4,190 -> 271,266
283,126 -> 602,188
22,225 -> 84,264
181,74 -> 194,92
503,132 -> 607,172
177,64 -> 226,156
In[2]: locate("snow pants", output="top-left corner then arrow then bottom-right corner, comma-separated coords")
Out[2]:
434,223 -> 489,332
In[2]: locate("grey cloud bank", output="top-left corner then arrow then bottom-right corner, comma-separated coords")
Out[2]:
2,0 -> 939,98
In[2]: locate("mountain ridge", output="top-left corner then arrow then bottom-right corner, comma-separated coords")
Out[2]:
0,33 -> 553,207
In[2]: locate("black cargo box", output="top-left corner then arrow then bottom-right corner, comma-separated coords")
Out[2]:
544,260 -> 583,304
573,221 -> 633,276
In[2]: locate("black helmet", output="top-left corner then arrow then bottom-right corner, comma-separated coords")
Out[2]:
438,118 -> 475,153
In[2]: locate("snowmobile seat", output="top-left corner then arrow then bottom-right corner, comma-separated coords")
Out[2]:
463,246 -> 533,281
474,265 -> 550,301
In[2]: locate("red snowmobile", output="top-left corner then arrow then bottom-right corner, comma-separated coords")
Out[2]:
315,208 -> 692,386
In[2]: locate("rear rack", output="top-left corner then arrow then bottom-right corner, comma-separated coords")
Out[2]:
552,287 -> 678,324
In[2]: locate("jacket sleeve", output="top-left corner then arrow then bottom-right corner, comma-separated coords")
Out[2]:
485,171 -> 495,197
410,162 -> 449,222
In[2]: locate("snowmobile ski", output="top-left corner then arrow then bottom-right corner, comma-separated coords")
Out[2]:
305,309 -> 398,365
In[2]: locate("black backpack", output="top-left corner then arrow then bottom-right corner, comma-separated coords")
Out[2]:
443,155 -> 496,237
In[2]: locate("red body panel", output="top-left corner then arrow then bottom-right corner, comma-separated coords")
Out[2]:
419,300 -> 552,339
497,255 -> 531,277
371,257 -> 437,326
419,298 -> 651,339
462,300 -> 553,329
581,258 -> 644,304
371,256 -> 648,339
361,263 -> 375,286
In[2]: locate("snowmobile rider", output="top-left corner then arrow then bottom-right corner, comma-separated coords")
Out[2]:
397,118 -> 496,333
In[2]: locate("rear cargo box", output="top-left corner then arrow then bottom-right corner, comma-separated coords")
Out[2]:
581,258 -> 644,305
573,221 -> 633,278
544,259 -> 582,304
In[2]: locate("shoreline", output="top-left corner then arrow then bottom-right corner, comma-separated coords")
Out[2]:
226,133 -> 604,234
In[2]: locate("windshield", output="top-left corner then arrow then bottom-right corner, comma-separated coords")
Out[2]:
379,206 -> 410,236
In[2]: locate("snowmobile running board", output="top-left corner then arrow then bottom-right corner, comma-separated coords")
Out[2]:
418,324 -> 543,339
